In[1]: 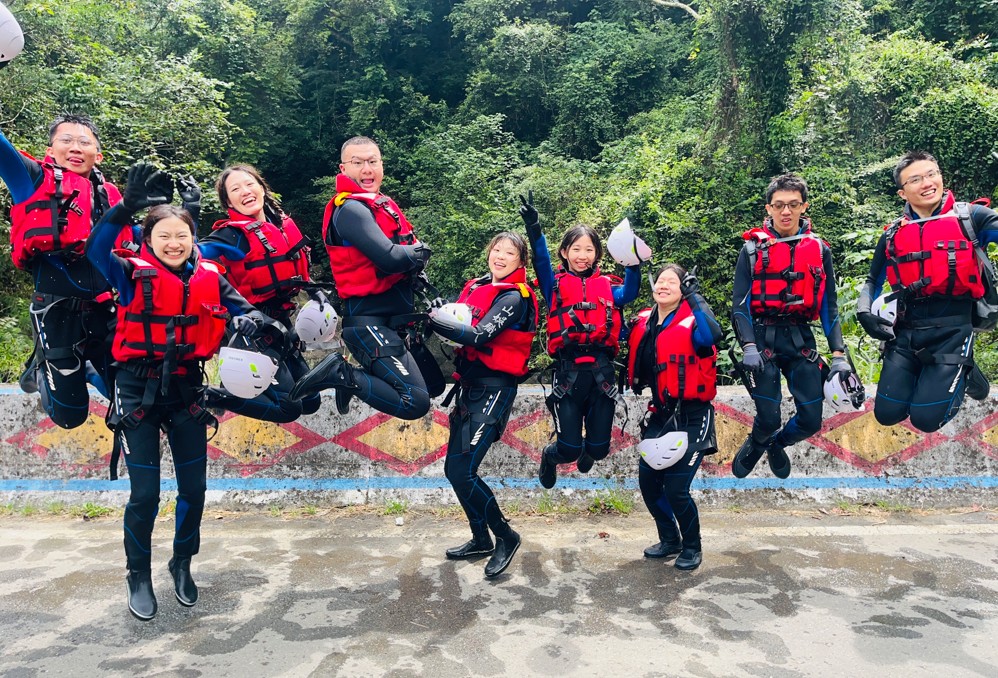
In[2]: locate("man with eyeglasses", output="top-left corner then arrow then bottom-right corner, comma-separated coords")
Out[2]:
1,113 -> 128,429
856,151 -> 998,432
730,174 -> 849,479
290,136 -> 434,420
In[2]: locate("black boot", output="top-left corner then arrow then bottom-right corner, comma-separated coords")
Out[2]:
168,555 -> 198,607
334,387 -> 354,415
766,441 -> 791,479
126,569 -> 157,621
674,548 -> 703,571
289,352 -> 352,402
445,531 -> 495,559
643,540 -> 683,559
731,435 -> 765,478
19,359 -> 39,395
576,453 -> 595,474
538,444 -> 558,489
966,363 -> 990,401
484,529 -> 521,578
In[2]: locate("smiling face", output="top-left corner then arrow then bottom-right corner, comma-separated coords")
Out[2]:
896,159 -> 944,216
653,268 -> 682,313
488,237 -> 523,282
560,235 -> 597,274
148,217 -> 194,270
340,142 -> 384,194
46,122 -> 103,176
222,170 -> 267,221
765,189 -> 808,238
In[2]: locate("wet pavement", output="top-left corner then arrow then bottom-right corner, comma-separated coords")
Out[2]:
1,508 -> 997,677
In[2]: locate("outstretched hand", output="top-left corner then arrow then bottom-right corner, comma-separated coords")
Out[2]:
122,162 -> 173,214
519,191 -> 541,239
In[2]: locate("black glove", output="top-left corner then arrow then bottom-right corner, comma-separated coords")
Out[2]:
680,266 -> 700,299
231,311 -> 265,337
829,355 -> 852,377
742,343 -> 765,373
121,162 -> 173,214
429,296 -> 448,310
176,175 -> 201,223
519,191 -> 541,241
858,311 -> 895,341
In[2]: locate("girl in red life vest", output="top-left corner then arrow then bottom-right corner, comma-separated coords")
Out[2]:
86,163 -> 266,621
427,232 -> 538,579
627,264 -> 723,571
198,164 -> 318,423
519,194 -> 642,489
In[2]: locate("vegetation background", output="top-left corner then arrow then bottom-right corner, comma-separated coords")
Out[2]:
1,0 -> 997,383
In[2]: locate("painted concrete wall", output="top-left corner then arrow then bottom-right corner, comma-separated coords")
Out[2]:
2,384 -> 997,506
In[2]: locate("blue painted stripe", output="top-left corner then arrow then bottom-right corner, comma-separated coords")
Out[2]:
2,475 -> 998,493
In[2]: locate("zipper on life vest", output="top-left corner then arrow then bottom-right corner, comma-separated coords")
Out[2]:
180,278 -> 191,346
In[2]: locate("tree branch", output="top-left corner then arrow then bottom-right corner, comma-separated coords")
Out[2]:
650,0 -> 702,21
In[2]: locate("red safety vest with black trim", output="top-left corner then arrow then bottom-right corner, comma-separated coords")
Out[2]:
744,220 -> 826,320
626,304 -> 717,402
885,190 -> 985,300
9,152 -> 122,270
547,268 -> 623,357
322,173 -> 418,299
112,247 -> 230,368
455,267 -> 538,377
211,210 -> 311,305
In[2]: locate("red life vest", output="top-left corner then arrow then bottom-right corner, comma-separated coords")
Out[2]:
211,210 -> 311,306
9,153 -> 122,270
885,190 -> 985,299
112,247 -> 230,367
322,174 -> 419,299
546,269 -> 623,356
627,304 -> 717,403
744,219 -> 826,320
455,267 -> 538,377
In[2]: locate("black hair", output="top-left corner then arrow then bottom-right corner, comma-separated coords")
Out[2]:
765,173 -> 808,204
48,114 -> 101,151
141,204 -> 196,243
341,136 -> 380,159
557,225 -> 603,270
655,262 -> 687,283
216,164 -> 285,221
487,231 -> 529,269
893,151 -> 939,188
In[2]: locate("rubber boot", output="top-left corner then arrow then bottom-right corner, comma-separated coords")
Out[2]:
289,352 -> 352,402
126,569 -> 157,621
445,530 -> 495,559
731,435 -> 765,478
485,528 -> 521,578
168,555 -> 198,607
966,363 -> 990,401
538,443 -> 558,489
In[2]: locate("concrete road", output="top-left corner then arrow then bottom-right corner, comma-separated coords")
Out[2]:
1,508 -> 997,677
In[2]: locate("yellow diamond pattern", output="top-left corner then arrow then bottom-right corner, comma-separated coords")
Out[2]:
714,412 -> 752,465
980,423 -> 998,447
36,413 -> 113,465
822,411 -> 920,463
213,419 -> 301,464
358,417 -> 450,463
509,417 -> 555,450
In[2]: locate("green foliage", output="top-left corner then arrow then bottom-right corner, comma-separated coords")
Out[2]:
587,484 -> 635,515
0,317 -> 34,382
383,498 -> 409,516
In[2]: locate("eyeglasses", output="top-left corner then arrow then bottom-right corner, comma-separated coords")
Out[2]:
901,168 -> 941,188
52,135 -> 96,149
769,201 -> 804,212
345,158 -> 382,168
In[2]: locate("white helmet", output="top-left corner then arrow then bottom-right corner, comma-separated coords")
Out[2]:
295,298 -> 339,344
432,302 -> 474,348
637,431 -> 689,470
823,371 -> 866,413
607,218 -> 653,267
0,3 -> 24,66
218,344 -> 279,399
872,293 -> 898,339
